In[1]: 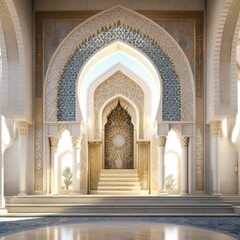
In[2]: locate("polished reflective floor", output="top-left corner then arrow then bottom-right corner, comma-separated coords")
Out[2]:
0,222 -> 236,240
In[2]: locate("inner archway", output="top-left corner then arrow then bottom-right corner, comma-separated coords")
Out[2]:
104,102 -> 134,169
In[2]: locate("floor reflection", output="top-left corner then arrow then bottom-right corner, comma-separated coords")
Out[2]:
0,222 -> 236,240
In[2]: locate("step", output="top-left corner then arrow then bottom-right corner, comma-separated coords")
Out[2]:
100,174 -> 139,178
5,203 -> 235,215
101,169 -> 138,174
100,178 -> 140,182
98,186 -> 141,191
91,190 -> 145,195
98,182 -> 141,187
4,195 -> 237,216
5,195 -> 225,205
221,196 -> 240,206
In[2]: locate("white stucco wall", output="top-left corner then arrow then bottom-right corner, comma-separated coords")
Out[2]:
219,122 -> 238,195
13,0 -> 33,122
206,0 -> 225,123
34,0 -> 205,11
4,140 -> 19,195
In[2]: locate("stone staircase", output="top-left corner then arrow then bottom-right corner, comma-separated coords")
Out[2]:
3,195 -> 239,216
95,169 -> 145,195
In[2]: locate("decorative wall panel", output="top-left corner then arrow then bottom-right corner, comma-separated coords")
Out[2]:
34,97 -> 43,191
36,9 -> 203,193
104,102 -> 134,169
80,134 -> 88,194
195,21 -> 205,191
57,22 -> 181,122
151,135 -> 159,193
94,71 -> 144,139
88,141 -> 102,190
43,7 -> 195,123
137,141 -> 150,191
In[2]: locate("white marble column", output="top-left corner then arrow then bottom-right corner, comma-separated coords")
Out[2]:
0,150 -> 5,211
49,137 -> 59,194
18,122 -> 29,196
71,136 -> 82,194
238,152 -> 240,196
180,136 -> 189,195
156,136 -> 167,194
210,122 -> 221,195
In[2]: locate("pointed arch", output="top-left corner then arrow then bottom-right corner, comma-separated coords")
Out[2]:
44,6 -> 195,123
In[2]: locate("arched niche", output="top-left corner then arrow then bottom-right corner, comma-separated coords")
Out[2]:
0,0 -> 30,120
103,101 -> 134,169
44,5 -> 195,124
77,41 -> 159,125
102,98 -> 137,130
94,71 -> 144,140
208,0 -> 240,121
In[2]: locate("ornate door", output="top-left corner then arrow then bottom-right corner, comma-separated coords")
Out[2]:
104,102 -> 134,169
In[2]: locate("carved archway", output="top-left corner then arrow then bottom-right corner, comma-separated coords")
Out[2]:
94,71 -> 144,139
44,5 -> 195,123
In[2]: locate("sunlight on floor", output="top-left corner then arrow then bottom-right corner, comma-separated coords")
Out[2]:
0,222 -> 235,240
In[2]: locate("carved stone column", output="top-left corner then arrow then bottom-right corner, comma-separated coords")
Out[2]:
180,136 -> 189,195
156,136 -> 167,194
18,122 -> 29,196
210,122 -> 222,195
49,137 -> 59,194
71,136 -> 82,194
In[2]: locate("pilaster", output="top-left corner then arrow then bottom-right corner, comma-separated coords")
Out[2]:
17,122 -> 29,196
156,136 -> 167,194
180,136 -> 189,195
210,121 -> 222,195
71,136 -> 82,194
49,136 -> 59,194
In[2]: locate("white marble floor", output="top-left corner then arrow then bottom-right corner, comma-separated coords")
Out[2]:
0,222 -> 236,240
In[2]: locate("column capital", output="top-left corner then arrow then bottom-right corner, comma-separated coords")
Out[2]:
49,137 -> 59,148
210,121 -> 222,137
71,136 -> 82,148
156,136 -> 167,147
18,122 -> 29,136
180,136 -> 189,148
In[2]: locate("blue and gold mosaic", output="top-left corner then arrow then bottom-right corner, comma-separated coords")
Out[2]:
57,22 -> 181,121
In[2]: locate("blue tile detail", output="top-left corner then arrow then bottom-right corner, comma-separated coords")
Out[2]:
57,23 -> 181,121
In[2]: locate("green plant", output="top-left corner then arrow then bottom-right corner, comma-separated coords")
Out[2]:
165,174 -> 177,190
62,167 -> 73,190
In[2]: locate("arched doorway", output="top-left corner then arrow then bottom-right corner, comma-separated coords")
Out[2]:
104,101 -> 134,169
43,6 -> 195,195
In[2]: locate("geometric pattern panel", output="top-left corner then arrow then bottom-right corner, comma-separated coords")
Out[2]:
104,102 -> 134,169
94,71 -> 144,139
57,22 -> 181,121
44,6 -> 195,123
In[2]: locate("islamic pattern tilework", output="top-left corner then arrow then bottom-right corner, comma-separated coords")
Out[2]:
137,142 -> 150,190
195,22 -> 204,191
151,135 -> 159,194
94,71 -> 144,139
196,22 -> 204,97
80,134 -> 88,194
34,97 -> 44,191
154,20 -> 195,72
57,22 -> 181,121
43,19 -> 83,76
104,102 -> 134,169
195,97 -> 204,191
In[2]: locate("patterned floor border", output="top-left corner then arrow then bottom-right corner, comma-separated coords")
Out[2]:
0,217 -> 239,239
